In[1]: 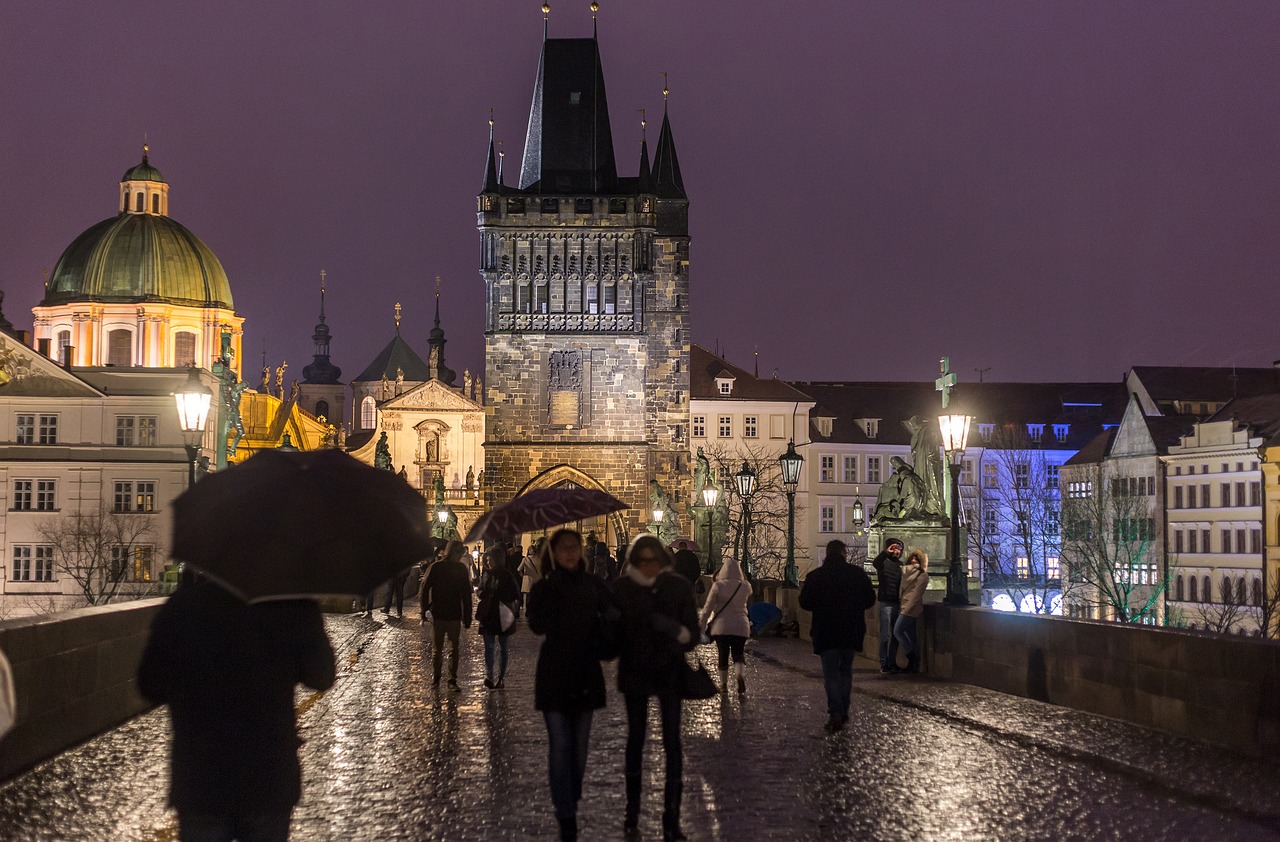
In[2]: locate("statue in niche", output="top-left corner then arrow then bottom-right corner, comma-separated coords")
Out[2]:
549,350 -> 582,391
424,436 -> 438,462
373,432 -> 393,471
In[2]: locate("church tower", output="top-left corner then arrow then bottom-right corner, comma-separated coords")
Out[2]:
299,270 -> 345,426
478,10 -> 691,545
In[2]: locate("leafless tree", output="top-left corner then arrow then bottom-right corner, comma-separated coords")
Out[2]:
698,441 -> 808,581
973,431 -> 1063,613
35,506 -> 160,607
1194,577 -> 1252,635
1254,575 -> 1280,640
1061,464 -> 1173,623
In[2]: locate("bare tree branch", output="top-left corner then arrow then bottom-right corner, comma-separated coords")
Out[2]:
35,506 -> 159,606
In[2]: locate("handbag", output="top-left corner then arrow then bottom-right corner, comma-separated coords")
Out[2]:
703,582 -> 744,638
678,657 -> 718,700
498,602 -> 516,633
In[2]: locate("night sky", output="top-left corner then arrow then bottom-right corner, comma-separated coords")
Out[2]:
3,1 -> 1278,386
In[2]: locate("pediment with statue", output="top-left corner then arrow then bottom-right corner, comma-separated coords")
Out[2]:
383,378 -> 482,413
0,333 -> 102,397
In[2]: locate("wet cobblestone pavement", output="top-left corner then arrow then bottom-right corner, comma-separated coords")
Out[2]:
3,609 -> 1280,841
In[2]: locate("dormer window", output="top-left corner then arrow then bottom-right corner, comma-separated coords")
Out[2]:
979,423 -> 995,441
815,417 -> 833,437
1053,424 -> 1069,441
1028,424 -> 1044,443
857,418 -> 879,438
714,371 -> 736,396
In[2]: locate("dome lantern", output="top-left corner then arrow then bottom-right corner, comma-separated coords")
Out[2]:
119,143 -> 170,216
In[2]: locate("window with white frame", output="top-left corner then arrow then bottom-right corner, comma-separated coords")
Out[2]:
819,455 -> 835,483
116,416 -> 159,446
360,396 -> 376,430
1046,557 -> 1060,579
1016,557 -> 1029,578
983,507 -> 998,534
1047,509 -> 1061,534
1053,424 -> 1069,441
983,462 -> 998,489
978,423 -> 995,441
113,481 -> 157,513
11,545 -> 55,582
1046,465 -> 1060,488
819,505 -> 835,533
113,545 -> 156,582
1015,463 -> 1029,489
13,480 -> 56,511
716,378 -> 733,395
843,455 -> 858,484
960,459 -> 974,486
1027,424 -> 1044,443
36,480 -> 56,510
866,456 -> 881,484
718,416 -> 732,438
38,415 -> 58,444
692,415 -> 706,438
15,414 -> 34,444
743,416 -> 758,438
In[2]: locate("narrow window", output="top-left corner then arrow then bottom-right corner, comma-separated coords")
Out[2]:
123,190 -> 130,212
360,396 -> 376,430
1189,576 -> 1198,602
174,333 -> 196,367
135,192 -> 144,212
315,400 -> 330,420
152,193 -> 160,213
108,329 -> 132,366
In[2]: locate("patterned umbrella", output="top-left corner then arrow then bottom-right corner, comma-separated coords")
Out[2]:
464,487 -> 629,543
171,448 -> 434,602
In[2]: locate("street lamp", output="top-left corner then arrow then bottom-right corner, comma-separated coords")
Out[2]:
779,440 -> 804,587
436,507 -> 451,539
173,367 -> 212,487
852,493 -> 867,569
734,460 -> 757,577
651,506 -> 665,536
939,412 -> 973,605
702,482 -> 720,573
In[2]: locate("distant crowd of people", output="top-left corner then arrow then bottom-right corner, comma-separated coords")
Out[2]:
138,530 -> 925,842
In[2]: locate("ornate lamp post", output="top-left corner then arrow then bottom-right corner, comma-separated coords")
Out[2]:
779,440 -> 804,586
701,482 -> 720,573
851,494 -> 867,569
651,507 -> 666,536
436,507 -> 451,540
939,412 -> 973,605
173,367 -> 212,487
734,460 -> 758,577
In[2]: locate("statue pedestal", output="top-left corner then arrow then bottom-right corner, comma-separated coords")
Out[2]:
867,523 -> 968,592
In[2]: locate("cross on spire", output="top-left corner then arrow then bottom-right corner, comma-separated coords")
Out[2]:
394,302 -> 402,334
936,356 -> 957,408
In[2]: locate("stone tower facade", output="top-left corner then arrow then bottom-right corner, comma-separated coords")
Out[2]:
478,31 -> 691,547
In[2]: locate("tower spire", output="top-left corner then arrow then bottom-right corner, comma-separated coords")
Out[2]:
482,110 -> 500,193
592,1 -> 598,38
394,302 -> 402,336
434,274 -> 442,327
303,268 -> 342,386
319,269 -> 327,322
427,274 -> 456,386
542,2 -> 549,40
637,109 -> 651,191
498,141 -> 505,186
652,75 -> 687,200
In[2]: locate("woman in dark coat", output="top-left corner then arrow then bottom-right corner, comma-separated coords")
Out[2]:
526,529 -> 617,842
476,548 -> 521,689
612,535 -> 699,842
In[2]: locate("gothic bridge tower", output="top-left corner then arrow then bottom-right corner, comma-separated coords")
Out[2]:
478,13 -> 691,547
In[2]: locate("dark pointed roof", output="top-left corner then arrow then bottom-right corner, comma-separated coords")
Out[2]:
353,335 -> 431,384
518,38 -> 617,194
482,134 -> 500,193
651,108 -> 686,200
302,288 -> 341,385
637,137 -> 652,193
427,295 -> 457,386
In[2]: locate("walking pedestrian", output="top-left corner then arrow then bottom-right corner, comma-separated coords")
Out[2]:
138,574 -> 335,841
612,535 -> 699,841
477,547 -> 520,689
382,566 -> 410,618
520,538 -> 546,610
697,557 -> 751,695
798,540 -> 876,733
894,548 -> 930,674
419,540 -> 473,689
526,529 -> 618,842
871,537 -> 905,673
672,541 -> 702,586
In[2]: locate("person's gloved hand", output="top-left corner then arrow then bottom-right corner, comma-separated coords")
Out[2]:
651,614 -> 691,646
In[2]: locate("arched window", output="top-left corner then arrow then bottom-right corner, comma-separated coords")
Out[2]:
1189,575 -> 1198,603
534,282 -> 547,314
135,193 -> 145,212
174,333 -> 196,367
1236,577 -> 1246,604
152,193 -> 160,213
603,282 -> 616,314
360,396 -> 376,430
1253,578 -> 1263,607
315,400 -> 330,421
56,330 -> 71,364
1203,575 -> 1211,603
123,190 -> 130,212
107,329 -> 132,367
586,283 -> 598,314
1175,575 -> 1184,602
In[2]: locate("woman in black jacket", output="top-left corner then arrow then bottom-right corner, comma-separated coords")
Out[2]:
526,529 -> 617,842
612,535 -> 699,842
476,548 -> 521,689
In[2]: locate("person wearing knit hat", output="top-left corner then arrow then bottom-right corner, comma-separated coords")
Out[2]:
871,538 -> 905,674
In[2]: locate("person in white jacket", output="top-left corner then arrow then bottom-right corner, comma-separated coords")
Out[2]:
698,558 -> 752,695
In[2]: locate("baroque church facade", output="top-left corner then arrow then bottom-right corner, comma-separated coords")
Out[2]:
478,24 -> 692,548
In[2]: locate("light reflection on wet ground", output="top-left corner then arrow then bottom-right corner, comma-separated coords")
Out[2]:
1,611 -> 1278,840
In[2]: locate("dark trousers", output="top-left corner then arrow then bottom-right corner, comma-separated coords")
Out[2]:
714,635 -> 746,669
432,619 -> 461,681
878,603 -> 901,669
893,614 -> 919,656
178,810 -> 292,842
820,648 -> 855,721
383,573 -> 407,615
543,710 -> 594,822
625,692 -> 683,830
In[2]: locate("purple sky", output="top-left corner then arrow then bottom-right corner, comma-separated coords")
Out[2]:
3,1 -> 1279,386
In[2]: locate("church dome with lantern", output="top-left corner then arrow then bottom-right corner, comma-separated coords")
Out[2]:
32,147 -> 243,375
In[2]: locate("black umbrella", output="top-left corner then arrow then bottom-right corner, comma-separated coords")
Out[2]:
171,448 -> 433,602
464,487 -> 629,544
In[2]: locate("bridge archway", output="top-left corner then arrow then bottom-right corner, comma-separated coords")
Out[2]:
516,464 -> 629,553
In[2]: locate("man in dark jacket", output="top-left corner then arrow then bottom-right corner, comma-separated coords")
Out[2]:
138,575 -> 336,841
421,541 -> 473,688
672,541 -> 702,586
871,537 -> 905,674
799,540 -> 876,732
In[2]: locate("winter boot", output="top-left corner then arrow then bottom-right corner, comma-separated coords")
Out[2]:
735,663 -> 746,696
718,668 -> 729,694
624,773 -> 641,834
558,816 -> 577,842
662,779 -> 685,841
905,652 -> 920,674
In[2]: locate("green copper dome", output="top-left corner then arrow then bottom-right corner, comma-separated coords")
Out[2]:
42,213 -> 234,308
121,158 -> 166,184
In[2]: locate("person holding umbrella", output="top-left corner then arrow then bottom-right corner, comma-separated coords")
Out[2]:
526,529 -> 618,842
138,573 -> 336,842
477,547 -> 520,689
420,540 -> 473,689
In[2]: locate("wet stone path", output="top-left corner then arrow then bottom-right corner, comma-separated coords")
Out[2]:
2,608 -> 1280,841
